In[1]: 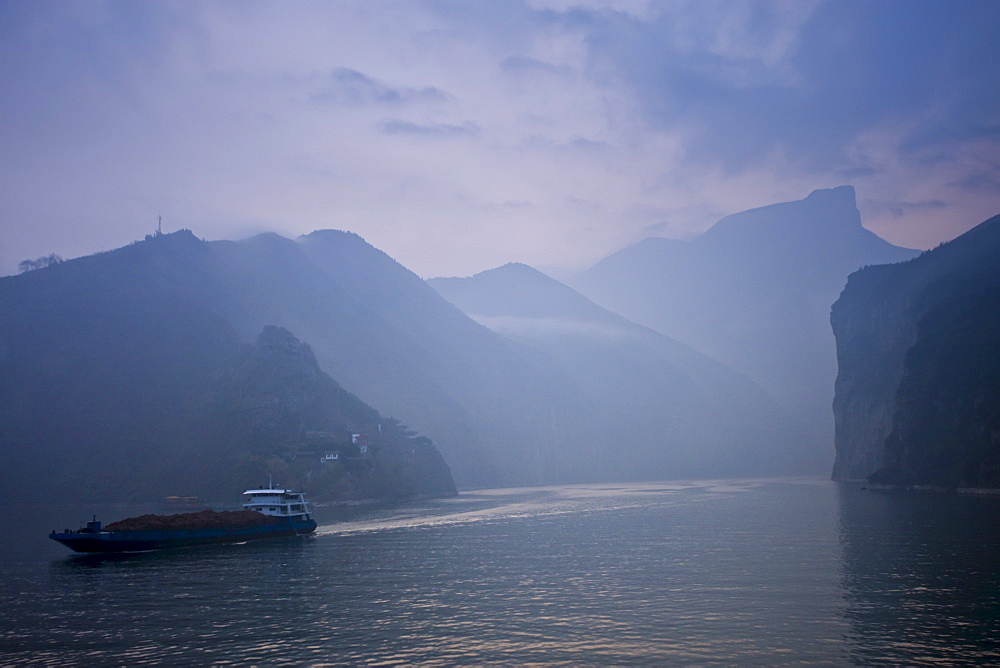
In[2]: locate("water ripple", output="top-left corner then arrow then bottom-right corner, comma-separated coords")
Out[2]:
3,479 -> 999,665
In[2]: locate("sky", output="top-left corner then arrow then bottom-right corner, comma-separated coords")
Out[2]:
2,0 -> 1000,279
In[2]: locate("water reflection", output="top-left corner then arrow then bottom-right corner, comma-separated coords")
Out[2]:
837,485 -> 1000,663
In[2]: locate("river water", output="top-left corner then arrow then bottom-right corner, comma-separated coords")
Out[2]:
3,479 -> 999,665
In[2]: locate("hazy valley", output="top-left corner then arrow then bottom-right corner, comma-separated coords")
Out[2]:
4,186 -> 997,505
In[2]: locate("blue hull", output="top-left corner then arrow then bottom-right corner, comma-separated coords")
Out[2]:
50,518 -> 317,553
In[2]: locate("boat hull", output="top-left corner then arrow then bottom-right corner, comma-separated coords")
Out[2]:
50,517 -> 317,553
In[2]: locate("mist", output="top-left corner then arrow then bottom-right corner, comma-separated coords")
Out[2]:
4,1 -> 1000,280
3,0 -> 1000,495
7,3 -> 1000,665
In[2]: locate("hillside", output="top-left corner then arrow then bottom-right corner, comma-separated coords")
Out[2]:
430,264 -> 803,476
571,186 -> 918,469
0,232 -> 459,503
831,214 -> 1000,486
214,326 -> 456,502
0,229 -> 639,496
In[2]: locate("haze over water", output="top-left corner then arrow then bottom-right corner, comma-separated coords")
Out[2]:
5,479 -> 999,665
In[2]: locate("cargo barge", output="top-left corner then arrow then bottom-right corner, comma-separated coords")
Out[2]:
49,484 -> 317,553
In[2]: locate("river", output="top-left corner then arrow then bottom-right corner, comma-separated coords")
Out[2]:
3,479 -> 999,665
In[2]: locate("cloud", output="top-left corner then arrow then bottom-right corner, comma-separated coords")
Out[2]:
378,119 -> 481,138
311,67 -> 450,106
2,0 -> 1000,278
949,170 -> 1000,194
499,54 -> 574,78
887,199 -> 948,218
570,0 -> 1000,176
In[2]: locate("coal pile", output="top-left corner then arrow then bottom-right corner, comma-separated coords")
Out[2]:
105,510 -> 281,531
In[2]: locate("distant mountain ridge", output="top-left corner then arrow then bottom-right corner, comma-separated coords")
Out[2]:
831,213 -> 1000,486
430,263 -> 802,477
0,229 -> 563,495
570,186 -> 919,469
1,185 -> 937,498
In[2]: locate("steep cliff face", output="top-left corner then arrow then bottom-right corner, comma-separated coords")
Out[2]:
831,214 -> 1000,485
830,265 -> 920,479
884,286 -> 1000,487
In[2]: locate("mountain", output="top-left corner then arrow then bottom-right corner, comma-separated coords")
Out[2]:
260,230 -> 593,486
0,233 -> 456,503
831,214 -> 1000,487
570,186 -> 919,469
0,229 -> 566,496
207,229 -> 514,486
429,263 -> 802,477
6,229 -> 681,499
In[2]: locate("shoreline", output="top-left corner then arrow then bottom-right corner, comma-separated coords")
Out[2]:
864,483 -> 1000,495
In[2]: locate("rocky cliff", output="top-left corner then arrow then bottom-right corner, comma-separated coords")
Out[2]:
831,214 -> 1000,486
